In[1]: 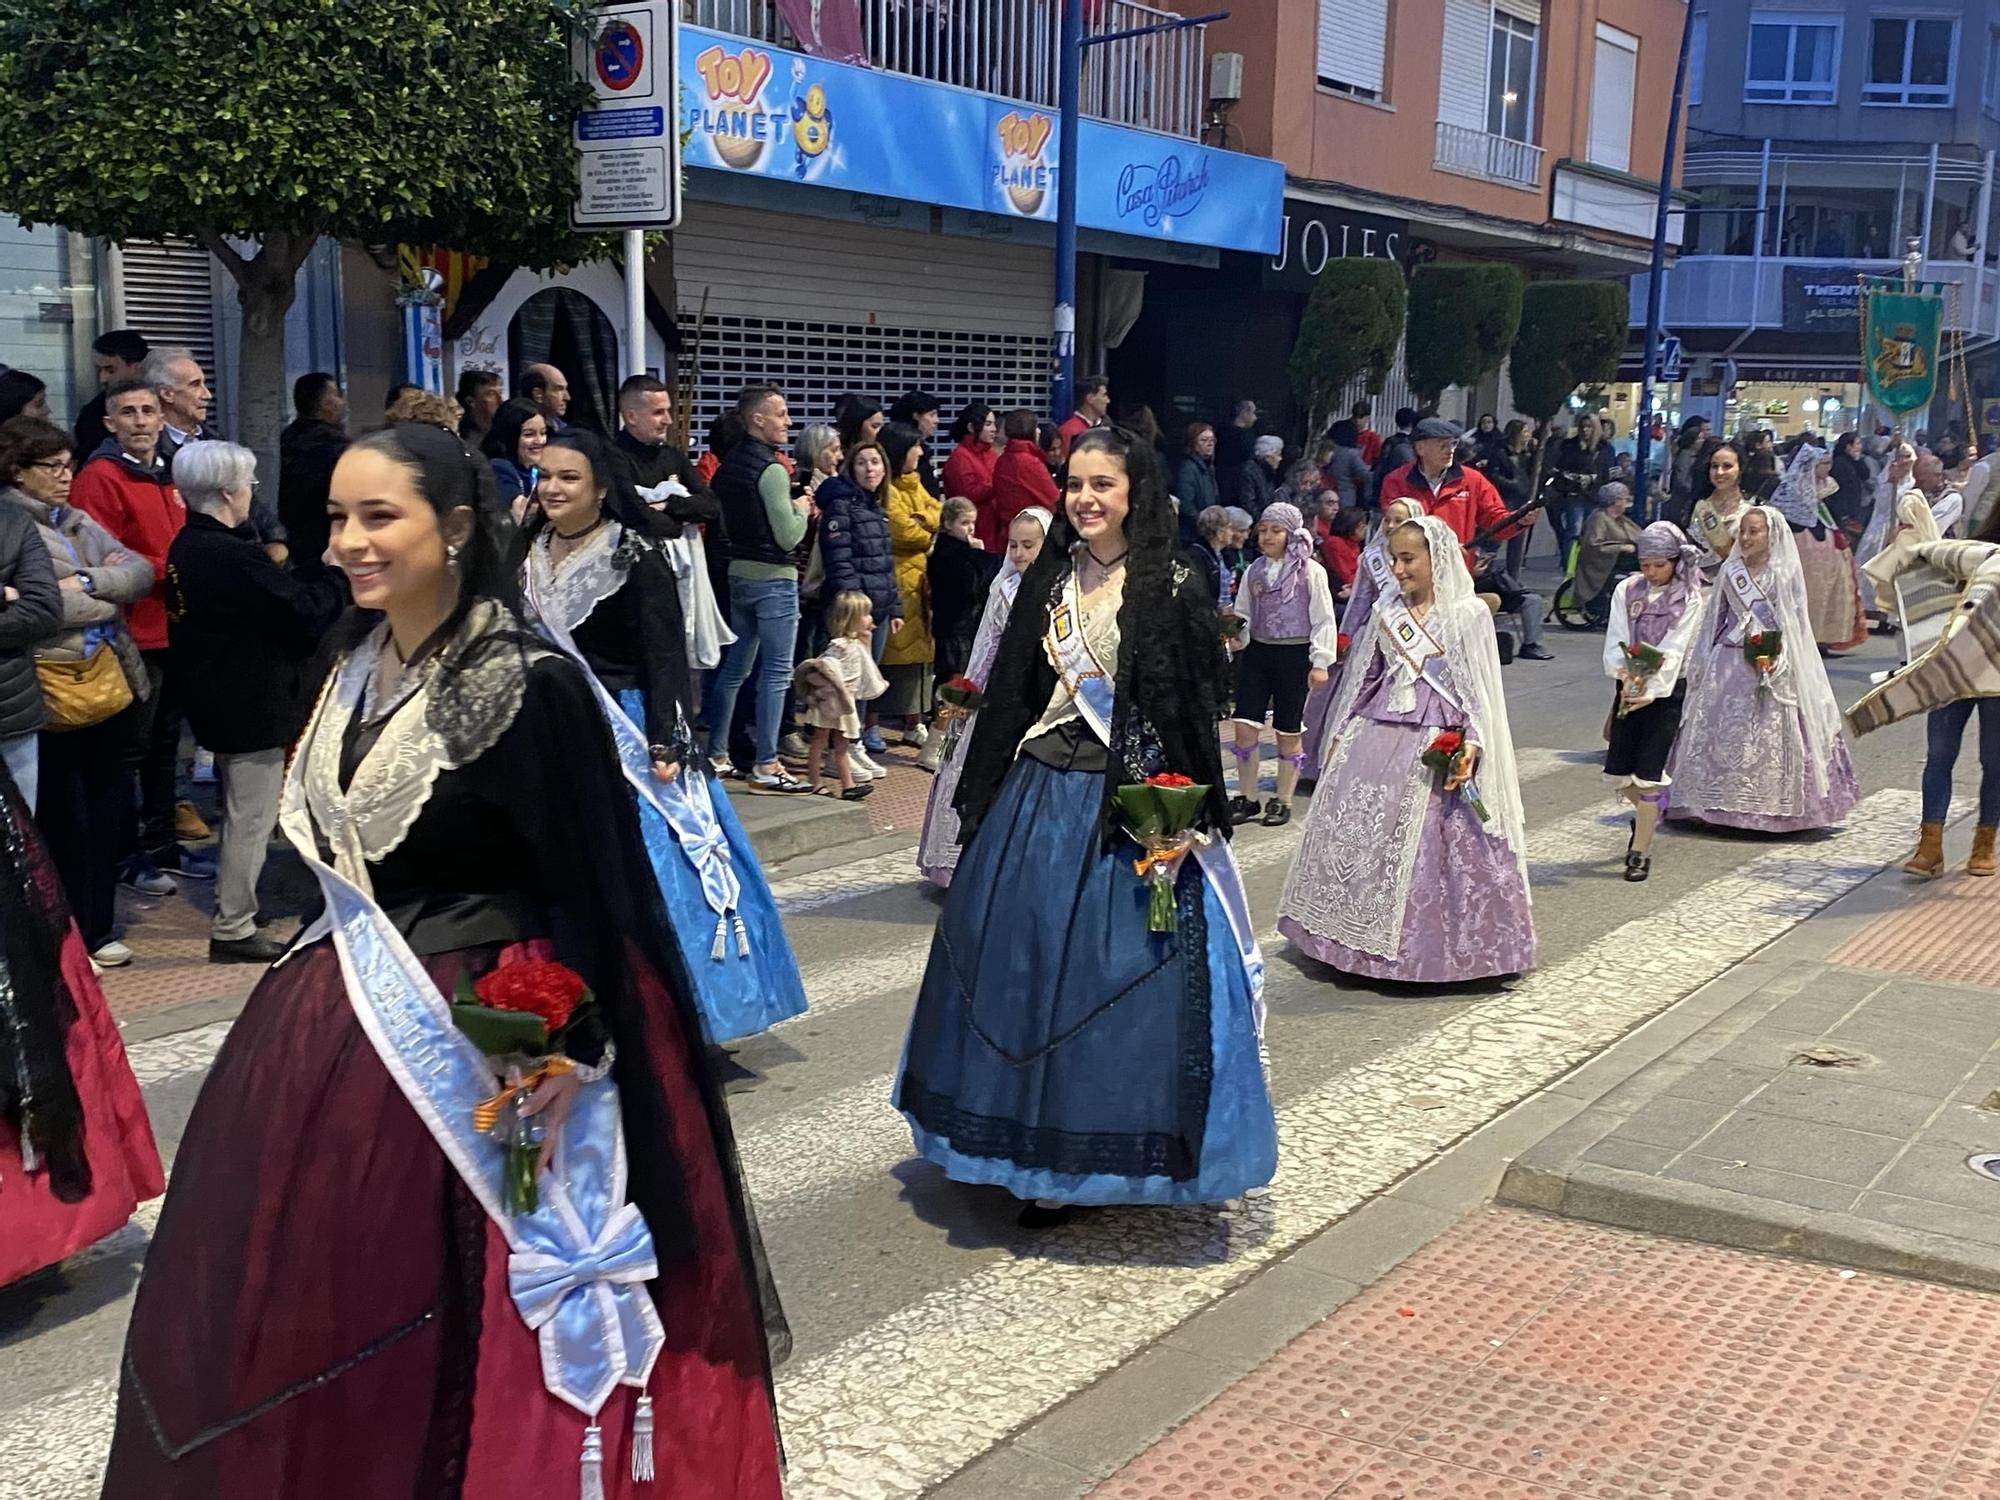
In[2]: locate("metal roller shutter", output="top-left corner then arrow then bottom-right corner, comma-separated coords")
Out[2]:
672,202 -> 1051,435
119,240 -> 218,371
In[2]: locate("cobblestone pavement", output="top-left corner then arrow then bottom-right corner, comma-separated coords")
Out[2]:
1092,1206 -> 2000,1500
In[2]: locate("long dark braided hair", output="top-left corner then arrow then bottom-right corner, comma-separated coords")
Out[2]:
954,425 -> 1229,843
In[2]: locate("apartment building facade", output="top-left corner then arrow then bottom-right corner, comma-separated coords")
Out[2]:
1112,0 -> 1690,439
1631,1 -> 2000,441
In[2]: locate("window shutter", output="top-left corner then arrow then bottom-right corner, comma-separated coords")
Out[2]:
119,240 -> 217,373
1493,0 -> 1541,23
1589,23 -> 1638,172
1437,0 -> 1490,132
1317,0 -> 1389,96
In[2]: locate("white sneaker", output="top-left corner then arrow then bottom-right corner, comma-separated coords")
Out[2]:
905,723 -> 930,748
848,746 -> 885,777
845,759 -> 878,782
92,940 -> 134,968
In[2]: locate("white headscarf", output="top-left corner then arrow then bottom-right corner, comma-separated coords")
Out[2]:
1318,514 -> 1530,885
1688,504 -> 1848,797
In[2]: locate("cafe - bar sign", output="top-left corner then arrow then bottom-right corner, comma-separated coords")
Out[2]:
678,26 -> 1283,256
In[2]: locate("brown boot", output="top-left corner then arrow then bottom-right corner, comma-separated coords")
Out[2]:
1904,821 -> 1946,879
1970,825 -> 1998,878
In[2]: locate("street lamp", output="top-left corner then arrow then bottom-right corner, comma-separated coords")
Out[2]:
1050,4 -> 1227,420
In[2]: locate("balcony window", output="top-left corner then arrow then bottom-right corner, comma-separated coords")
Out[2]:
1864,17 -> 1956,107
1745,13 -> 1840,104
1318,0 -> 1390,101
1587,23 -> 1638,173
1486,11 -> 1538,144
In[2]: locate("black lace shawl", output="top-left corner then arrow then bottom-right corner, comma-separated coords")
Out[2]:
0,751 -> 90,1200
953,437 -> 1231,847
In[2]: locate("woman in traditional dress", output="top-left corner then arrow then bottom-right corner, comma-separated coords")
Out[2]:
103,424 -> 783,1499
894,428 -> 1274,1227
519,429 -> 806,1044
915,506 -> 1050,886
1859,441 -> 1919,617
1277,515 -> 1534,984
1690,440 -> 1752,564
1770,443 -> 1866,653
1666,505 -> 1861,834
1602,523 -> 1708,883
0,756 -> 162,1288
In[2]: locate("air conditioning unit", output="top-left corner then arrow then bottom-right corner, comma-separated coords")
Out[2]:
1210,52 -> 1244,104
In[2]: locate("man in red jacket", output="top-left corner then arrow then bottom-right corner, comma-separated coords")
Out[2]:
1056,375 -> 1111,459
1378,416 -> 1552,659
71,380 -> 189,887
991,406 -> 1059,535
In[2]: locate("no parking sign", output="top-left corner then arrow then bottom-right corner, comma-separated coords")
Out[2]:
572,0 -> 680,230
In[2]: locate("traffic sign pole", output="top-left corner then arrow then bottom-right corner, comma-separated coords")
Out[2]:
1634,0 -> 1697,522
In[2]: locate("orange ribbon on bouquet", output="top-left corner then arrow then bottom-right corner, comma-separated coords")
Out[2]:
1131,829 -> 1208,881
471,1055 -> 575,1135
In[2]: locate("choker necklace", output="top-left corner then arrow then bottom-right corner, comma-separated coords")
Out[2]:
1084,547 -> 1129,572
553,514 -> 609,542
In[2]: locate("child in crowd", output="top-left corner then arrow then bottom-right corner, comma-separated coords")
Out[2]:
1319,506 -> 1369,602
1226,501 -> 1338,827
794,590 -> 887,801
921,497 -> 1001,771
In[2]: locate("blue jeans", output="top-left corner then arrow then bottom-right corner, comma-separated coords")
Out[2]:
1922,698 -> 2000,824
0,731 -> 36,812
706,576 -> 801,767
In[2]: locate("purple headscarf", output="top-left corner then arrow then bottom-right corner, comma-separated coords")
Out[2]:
1256,500 -> 1316,601
1628,520 -> 1703,633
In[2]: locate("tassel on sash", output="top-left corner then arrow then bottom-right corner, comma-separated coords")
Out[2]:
581,1424 -> 606,1500
633,1395 -> 657,1482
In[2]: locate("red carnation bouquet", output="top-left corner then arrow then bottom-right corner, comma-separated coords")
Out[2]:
1743,626 -> 1782,696
1114,772 -> 1212,932
1420,730 -> 1491,823
1336,632 -> 1352,657
451,958 -> 596,1214
935,674 -> 984,760
1617,641 -> 1666,717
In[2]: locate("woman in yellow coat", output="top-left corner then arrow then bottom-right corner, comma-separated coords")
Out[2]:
880,423 -> 941,739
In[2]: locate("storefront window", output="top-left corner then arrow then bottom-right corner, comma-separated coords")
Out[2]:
0,216 -> 97,426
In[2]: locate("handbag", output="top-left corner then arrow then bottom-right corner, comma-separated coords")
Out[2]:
38,645 -> 133,731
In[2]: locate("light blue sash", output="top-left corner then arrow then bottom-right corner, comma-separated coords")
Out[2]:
526,535 -> 748,961
1043,573 -> 1265,1004
279,662 -> 664,1426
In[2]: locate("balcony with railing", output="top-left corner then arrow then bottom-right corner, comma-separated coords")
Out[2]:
1627,256 -> 2000,340
1432,120 -> 1545,190
688,0 -> 1209,139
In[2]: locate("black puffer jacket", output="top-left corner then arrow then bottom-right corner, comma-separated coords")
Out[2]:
815,476 -> 899,616
0,505 -> 62,737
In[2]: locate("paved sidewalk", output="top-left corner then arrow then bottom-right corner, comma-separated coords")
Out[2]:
1090,1206 -> 2000,1499
1502,822 -> 2000,1291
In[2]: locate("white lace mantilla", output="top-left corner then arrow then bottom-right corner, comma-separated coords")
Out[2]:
523,523 -> 627,638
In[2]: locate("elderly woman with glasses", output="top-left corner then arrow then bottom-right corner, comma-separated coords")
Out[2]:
0,416 -> 146,966
165,441 -> 343,965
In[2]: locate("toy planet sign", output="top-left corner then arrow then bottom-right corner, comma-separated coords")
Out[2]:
676,25 -> 1283,255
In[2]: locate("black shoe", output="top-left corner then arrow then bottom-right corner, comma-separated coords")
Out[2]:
1261,798 -> 1292,828
1518,644 -> 1555,661
209,933 -> 288,965
1227,795 -> 1261,826
1017,1201 -> 1074,1229
839,783 -> 874,801
1623,851 -> 1651,883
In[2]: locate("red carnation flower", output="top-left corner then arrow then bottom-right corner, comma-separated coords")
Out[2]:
1429,730 -> 1464,758
1336,633 -> 1352,654
474,959 -> 589,1033
1146,772 -> 1195,788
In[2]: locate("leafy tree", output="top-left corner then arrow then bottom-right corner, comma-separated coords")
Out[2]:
1287,259 -> 1407,441
1404,263 -> 1524,409
1509,280 -> 1630,511
0,0 -> 612,457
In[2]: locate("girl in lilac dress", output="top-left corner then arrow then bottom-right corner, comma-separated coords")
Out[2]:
916,507 -> 1049,886
1299,496 -> 1424,771
1666,504 -> 1861,832
1279,514 -> 1535,984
